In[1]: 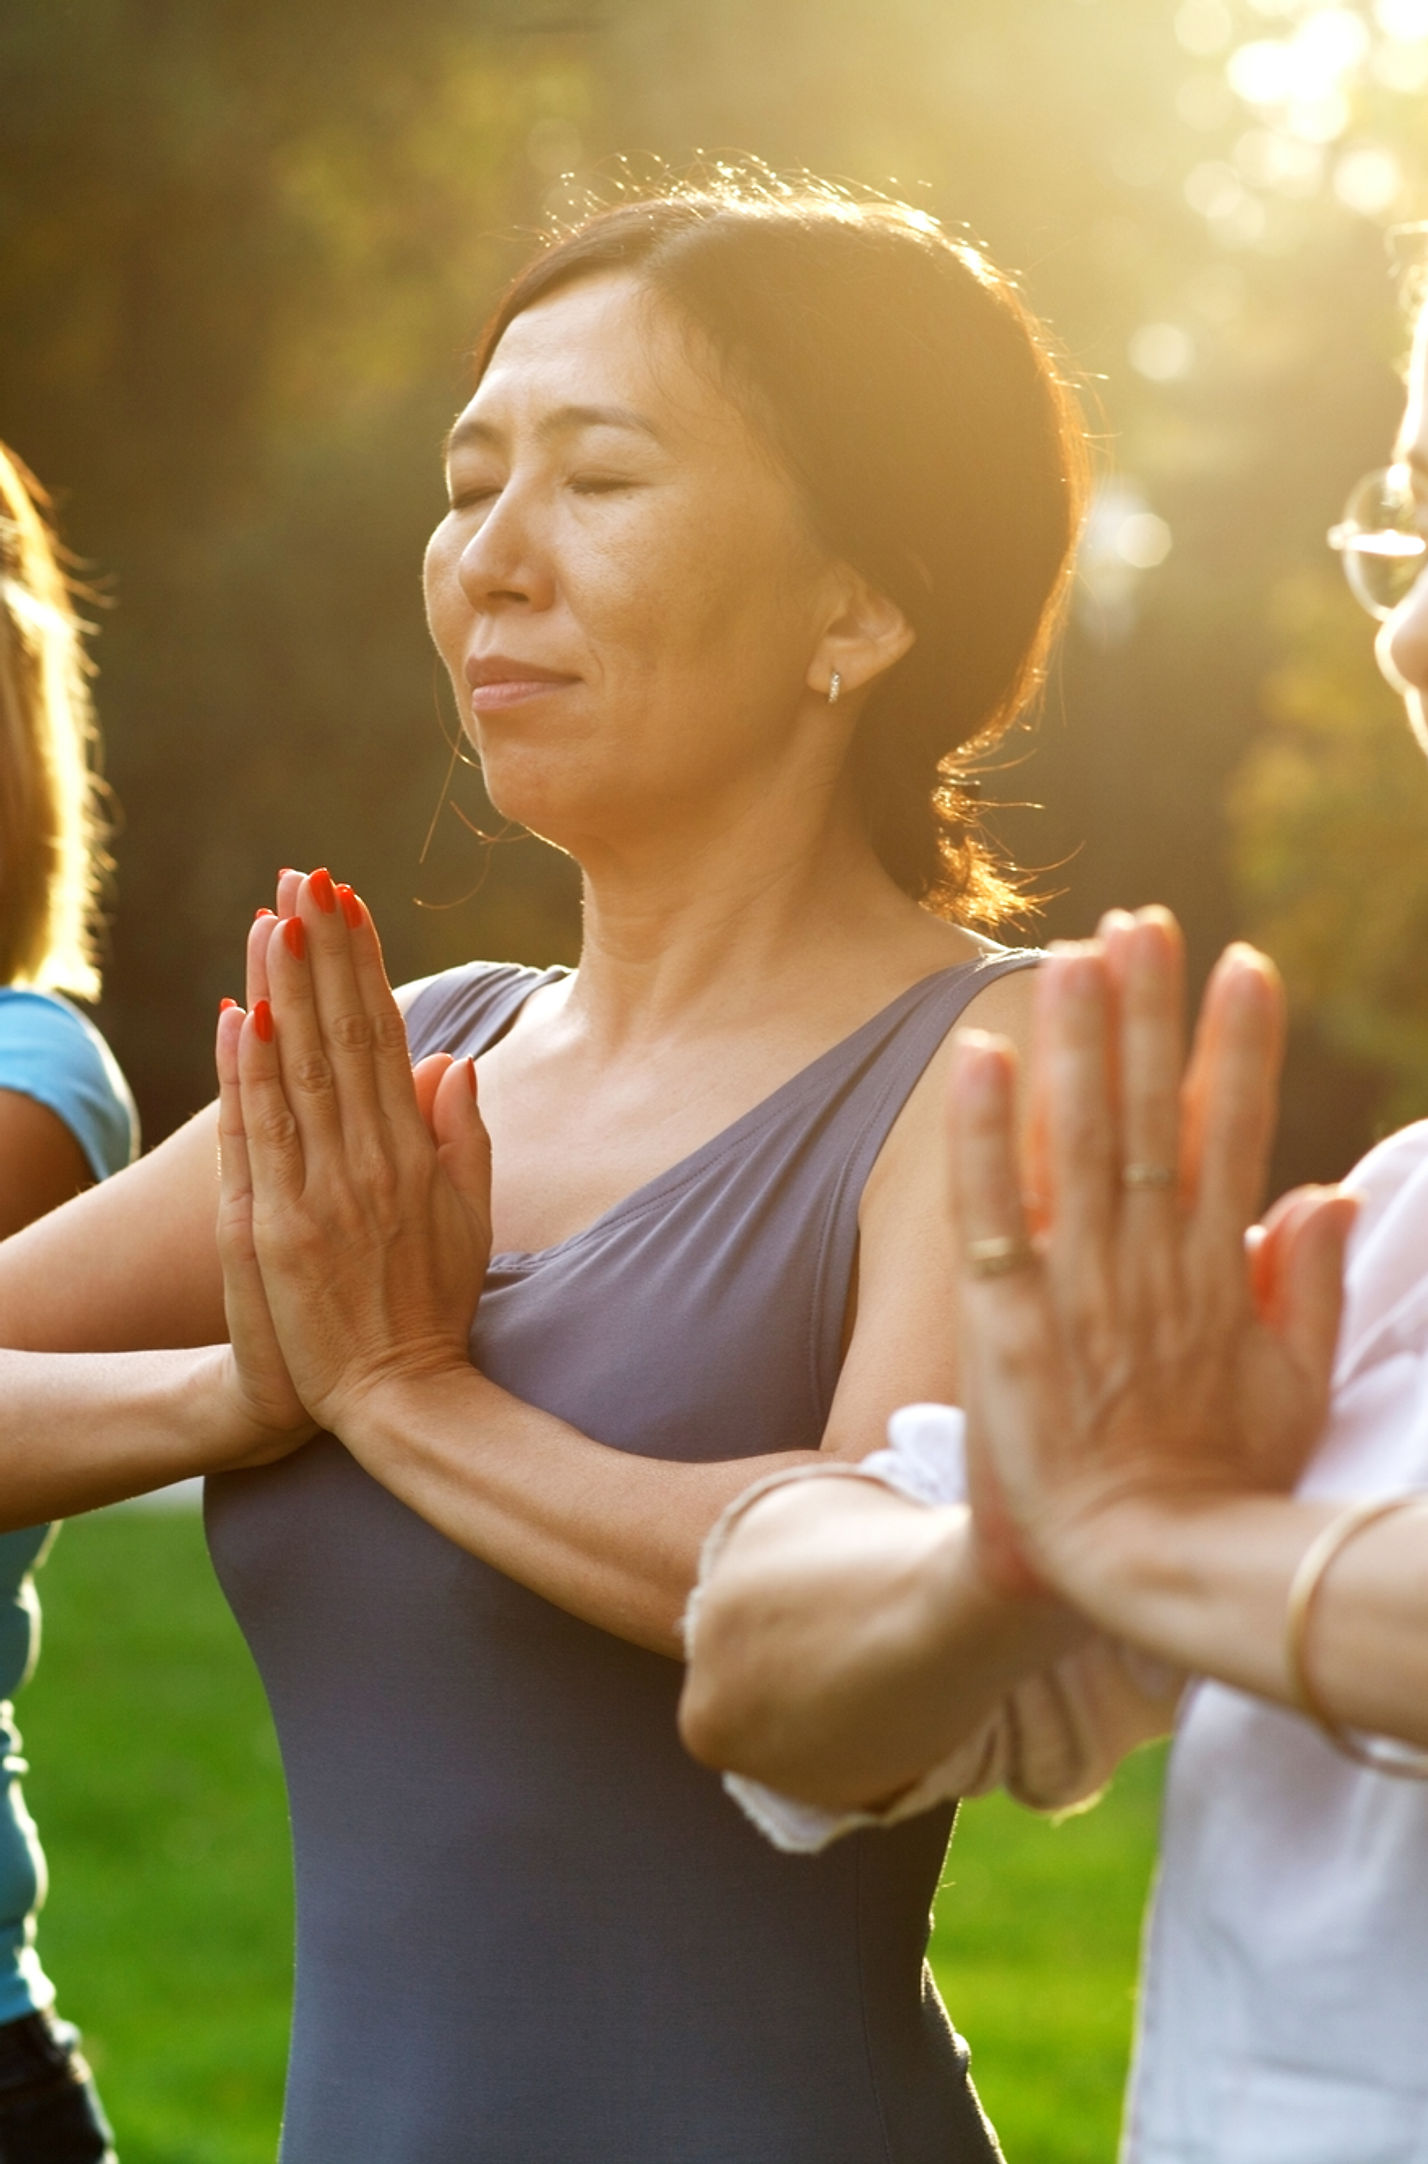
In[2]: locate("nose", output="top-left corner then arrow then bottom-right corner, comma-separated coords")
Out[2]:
455,482 -> 554,615
1378,569 -> 1428,701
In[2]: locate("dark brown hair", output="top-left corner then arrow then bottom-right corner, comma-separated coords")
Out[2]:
475,173 -> 1089,924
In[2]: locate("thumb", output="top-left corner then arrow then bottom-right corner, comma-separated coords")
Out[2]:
432,1057 -> 492,1226
1272,1188 -> 1359,1394
412,1052 -> 454,1137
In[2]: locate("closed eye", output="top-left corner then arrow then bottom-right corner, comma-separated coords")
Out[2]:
447,483 -> 500,513
569,473 -> 640,496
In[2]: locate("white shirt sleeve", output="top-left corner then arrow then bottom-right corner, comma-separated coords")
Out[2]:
689,1405 -> 1182,1854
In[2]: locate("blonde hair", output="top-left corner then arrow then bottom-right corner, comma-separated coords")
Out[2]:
0,444 -> 109,997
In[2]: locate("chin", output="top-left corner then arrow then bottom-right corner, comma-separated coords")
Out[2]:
477,739 -> 617,849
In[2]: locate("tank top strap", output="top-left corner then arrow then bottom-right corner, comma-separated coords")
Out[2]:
808,947 -> 1043,1188
779,947 -> 1043,1409
403,961 -> 566,1062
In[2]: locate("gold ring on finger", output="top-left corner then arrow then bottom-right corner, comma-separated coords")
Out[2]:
966,1234 -> 1038,1280
1122,1162 -> 1177,1191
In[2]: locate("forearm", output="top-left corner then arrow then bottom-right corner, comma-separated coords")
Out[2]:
0,1105 -> 226,1353
1054,1492 -> 1428,1746
0,1343 -> 268,1526
336,1367 -> 826,1656
680,1476 -> 1082,1808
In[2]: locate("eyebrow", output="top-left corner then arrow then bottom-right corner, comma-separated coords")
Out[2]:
444,403 -> 664,460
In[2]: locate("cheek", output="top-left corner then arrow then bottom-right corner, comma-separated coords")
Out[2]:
575,495 -> 810,678
422,531 -> 466,660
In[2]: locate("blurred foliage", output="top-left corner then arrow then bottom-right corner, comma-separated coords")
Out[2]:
1,0 -> 1426,1174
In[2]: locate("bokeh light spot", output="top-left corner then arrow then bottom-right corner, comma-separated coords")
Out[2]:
1375,0 -> 1428,39
1116,513 -> 1174,569
1332,144 -> 1405,216
1129,322 -> 1196,380
1176,0 -> 1235,56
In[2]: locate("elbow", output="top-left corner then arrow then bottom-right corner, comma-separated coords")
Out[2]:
678,1591 -> 765,1773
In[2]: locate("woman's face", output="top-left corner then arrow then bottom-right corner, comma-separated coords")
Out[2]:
1378,308 -> 1428,750
423,273 -> 844,852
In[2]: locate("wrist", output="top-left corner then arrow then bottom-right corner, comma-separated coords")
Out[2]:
203,1344 -> 316,1467
321,1350 -> 485,1459
1042,1487 -> 1276,1645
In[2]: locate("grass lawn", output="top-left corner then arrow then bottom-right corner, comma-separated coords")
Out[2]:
19,1508 -> 1165,2163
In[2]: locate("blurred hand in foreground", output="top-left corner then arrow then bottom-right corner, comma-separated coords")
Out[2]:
949,909 -> 1359,1605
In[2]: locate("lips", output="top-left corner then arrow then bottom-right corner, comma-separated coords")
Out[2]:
463,653 -> 579,691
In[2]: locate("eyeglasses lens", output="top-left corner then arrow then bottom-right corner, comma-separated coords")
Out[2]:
1327,465 -> 1427,619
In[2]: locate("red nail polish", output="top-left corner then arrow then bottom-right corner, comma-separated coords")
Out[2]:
253,999 -> 274,1043
466,1056 -> 478,1098
254,907 -> 276,921
310,868 -> 337,914
219,997 -> 239,1013
283,915 -> 306,960
337,883 -> 362,929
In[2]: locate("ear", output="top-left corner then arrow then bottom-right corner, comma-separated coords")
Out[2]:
808,567 -> 916,704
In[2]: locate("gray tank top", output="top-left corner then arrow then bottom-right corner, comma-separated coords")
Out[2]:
206,949 -> 1036,2163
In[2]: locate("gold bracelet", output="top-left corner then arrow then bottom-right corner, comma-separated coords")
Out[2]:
1285,1493 -> 1428,1780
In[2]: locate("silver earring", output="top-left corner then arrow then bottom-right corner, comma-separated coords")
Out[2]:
827,671 -> 841,707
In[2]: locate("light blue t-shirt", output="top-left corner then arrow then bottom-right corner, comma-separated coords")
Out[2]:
0,987 -> 137,2019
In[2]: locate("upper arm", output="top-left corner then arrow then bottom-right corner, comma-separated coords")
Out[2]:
0,1101 -> 227,1351
819,965 -> 1038,1461
0,1090 -> 94,1239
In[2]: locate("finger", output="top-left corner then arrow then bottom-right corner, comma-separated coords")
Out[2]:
236,995 -> 306,1215
333,884 -> 425,1129
431,1057 -> 493,1246
215,999 -> 252,1231
270,870 -> 387,1164
276,868 -> 304,918
1113,911 -> 1186,1314
413,1053 -> 454,1136
948,1031 -> 1030,1249
1025,939 -> 1101,1227
1251,1183 -> 1331,1319
1036,950 -> 1118,1323
947,1033 -> 1057,1595
247,910 -> 278,1012
1272,1190 -> 1358,1398
1183,947 -> 1285,1302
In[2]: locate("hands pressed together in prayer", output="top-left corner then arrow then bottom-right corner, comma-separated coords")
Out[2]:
211,866 -> 493,1462
948,909 -> 1362,1686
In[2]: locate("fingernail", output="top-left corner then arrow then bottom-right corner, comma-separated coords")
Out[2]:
279,867 -> 296,878
219,997 -> 239,1013
253,999 -> 274,1044
310,868 -> 337,914
283,916 -> 306,960
466,1056 -> 478,1098
337,882 -> 362,929
254,907 -> 276,922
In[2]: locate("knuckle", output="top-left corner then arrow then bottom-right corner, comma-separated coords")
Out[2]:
330,1010 -> 374,1053
256,1105 -> 301,1153
372,1011 -> 409,1058
292,1054 -> 336,1098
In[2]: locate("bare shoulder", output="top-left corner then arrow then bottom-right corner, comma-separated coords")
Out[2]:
818,952 -> 1042,1455
955,957 -> 1039,1056
864,954 -> 1040,1217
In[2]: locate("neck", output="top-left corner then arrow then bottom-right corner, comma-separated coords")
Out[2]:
558,771 -> 941,1051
